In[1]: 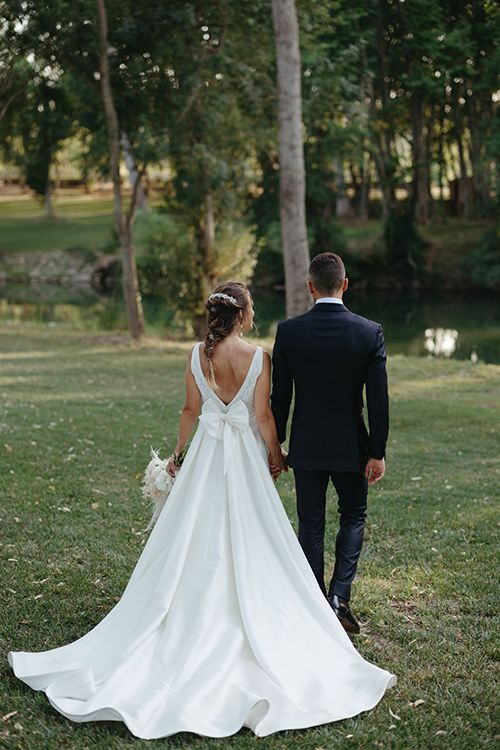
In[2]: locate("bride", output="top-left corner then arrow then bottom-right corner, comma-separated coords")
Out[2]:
7,281 -> 396,739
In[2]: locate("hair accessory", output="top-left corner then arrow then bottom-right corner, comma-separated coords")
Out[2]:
208,292 -> 238,305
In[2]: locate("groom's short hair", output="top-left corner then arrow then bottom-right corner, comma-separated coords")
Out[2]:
309,253 -> 346,295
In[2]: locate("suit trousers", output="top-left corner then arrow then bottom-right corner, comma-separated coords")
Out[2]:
293,468 -> 368,602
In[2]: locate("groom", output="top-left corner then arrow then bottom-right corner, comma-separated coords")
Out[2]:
270,252 -> 389,634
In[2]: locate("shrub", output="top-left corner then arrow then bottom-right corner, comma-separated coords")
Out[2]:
384,207 -> 428,280
135,212 -> 258,331
460,223 -> 500,290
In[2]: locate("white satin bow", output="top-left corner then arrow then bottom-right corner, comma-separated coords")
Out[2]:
199,399 -> 250,475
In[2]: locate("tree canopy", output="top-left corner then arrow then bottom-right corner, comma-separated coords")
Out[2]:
0,0 -> 498,329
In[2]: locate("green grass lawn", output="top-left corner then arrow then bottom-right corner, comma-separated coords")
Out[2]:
0,193 -> 490,262
0,194 -> 158,254
0,196 -> 118,253
0,323 -> 498,749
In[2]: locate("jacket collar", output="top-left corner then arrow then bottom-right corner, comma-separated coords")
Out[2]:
311,301 -> 348,312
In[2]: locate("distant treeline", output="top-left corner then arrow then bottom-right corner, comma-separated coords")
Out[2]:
0,0 -> 498,329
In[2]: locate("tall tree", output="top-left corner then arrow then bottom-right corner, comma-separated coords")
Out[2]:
0,19 -> 73,217
157,0 -> 273,334
96,0 -> 144,339
271,0 -> 310,317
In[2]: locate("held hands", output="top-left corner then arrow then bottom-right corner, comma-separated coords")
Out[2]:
364,457 -> 385,486
167,444 -> 289,481
268,445 -> 288,481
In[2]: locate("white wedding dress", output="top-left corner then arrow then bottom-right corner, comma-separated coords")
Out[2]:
7,343 -> 396,739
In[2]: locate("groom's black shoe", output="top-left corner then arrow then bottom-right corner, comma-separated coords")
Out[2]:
328,594 -> 361,635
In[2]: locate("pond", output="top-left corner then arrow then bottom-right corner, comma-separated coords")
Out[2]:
1,283 -> 499,365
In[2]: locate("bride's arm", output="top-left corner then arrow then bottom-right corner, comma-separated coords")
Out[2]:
255,351 -> 284,475
166,350 -> 201,476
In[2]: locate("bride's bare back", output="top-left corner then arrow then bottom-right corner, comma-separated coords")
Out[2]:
199,339 -> 258,406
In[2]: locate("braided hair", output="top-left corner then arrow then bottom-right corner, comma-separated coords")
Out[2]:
204,281 -> 251,390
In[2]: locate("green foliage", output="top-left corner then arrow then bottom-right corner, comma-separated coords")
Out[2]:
0,5 -> 76,204
135,211 -> 194,298
1,0 -> 498,307
253,223 -> 284,290
1,76 -> 73,203
384,207 -> 428,280
211,222 -> 260,284
60,245 -> 98,263
460,223 -> 500,290
309,216 -> 347,258
135,212 -> 258,330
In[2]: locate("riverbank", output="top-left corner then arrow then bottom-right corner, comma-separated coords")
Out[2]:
0,193 -> 495,292
1,324 -> 498,750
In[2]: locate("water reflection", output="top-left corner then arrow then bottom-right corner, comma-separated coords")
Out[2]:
346,293 -> 500,365
1,285 -> 499,364
423,327 -> 458,358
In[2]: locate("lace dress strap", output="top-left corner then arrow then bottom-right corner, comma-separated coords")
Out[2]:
238,346 -> 264,403
190,342 -> 212,402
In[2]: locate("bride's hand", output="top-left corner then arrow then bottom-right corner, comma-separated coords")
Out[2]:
166,456 -> 179,478
268,445 -> 284,480
269,462 -> 281,480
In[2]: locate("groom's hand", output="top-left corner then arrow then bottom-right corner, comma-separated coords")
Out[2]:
364,457 -> 385,485
268,444 -> 286,480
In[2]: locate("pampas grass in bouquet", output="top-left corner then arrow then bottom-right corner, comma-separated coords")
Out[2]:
141,448 -> 175,531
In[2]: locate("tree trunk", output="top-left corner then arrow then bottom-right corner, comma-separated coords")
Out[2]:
271,0 -> 310,318
193,316 -> 207,340
359,151 -> 371,220
425,108 -> 433,208
121,223 -> 144,336
411,96 -> 431,224
44,182 -> 54,219
437,113 -> 445,204
202,192 -> 217,314
349,162 -> 366,219
97,0 -> 144,339
457,132 -> 473,219
192,192 -> 216,339
204,192 -> 216,283
372,5 -> 396,221
334,157 -> 353,218
121,131 -> 149,212
467,92 -> 491,210
372,144 -> 395,220
349,163 -> 360,214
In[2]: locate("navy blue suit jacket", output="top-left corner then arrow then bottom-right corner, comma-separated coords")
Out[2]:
270,301 -> 389,472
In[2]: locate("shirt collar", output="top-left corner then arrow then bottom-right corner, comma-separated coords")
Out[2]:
315,297 -> 344,305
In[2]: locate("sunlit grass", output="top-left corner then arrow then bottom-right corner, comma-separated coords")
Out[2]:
0,194 -> 161,253
0,195 -> 117,218
0,193 -> 492,260
0,213 -> 115,253
0,323 -> 498,749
